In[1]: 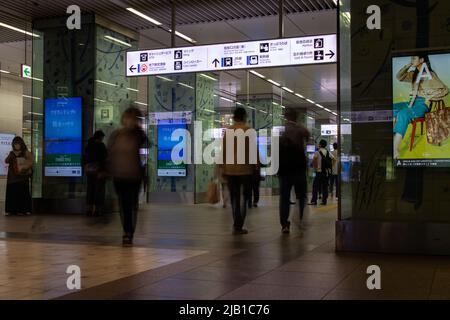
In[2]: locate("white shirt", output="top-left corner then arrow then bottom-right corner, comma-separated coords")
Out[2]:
331,150 -> 339,175
313,148 -> 334,173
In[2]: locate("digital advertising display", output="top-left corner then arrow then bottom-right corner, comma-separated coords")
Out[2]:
157,124 -> 187,177
44,97 -> 82,177
393,52 -> 450,167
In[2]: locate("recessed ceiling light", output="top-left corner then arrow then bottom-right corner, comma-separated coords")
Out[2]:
96,80 -> 117,87
0,22 -> 40,37
267,79 -> 281,87
104,35 -> 132,48
282,87 -> 294,93
22,95 -> 41,100
0,69 -> 11,74
168,29 -> 196,44
306,99 -> 315,104
157,76 -> 173,82
220,97 -> 233,103
295,93 -> 304,99
199,73 -> 218,81
126,8 -> 162,26
249,70 -> 265,79
178,82 -> 194,90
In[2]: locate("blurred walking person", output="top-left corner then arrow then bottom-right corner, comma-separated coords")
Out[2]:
83,130 -> 108,216
248,163 -> 261,209
214,164 -> 229,208
108,107 -> 147,246
221,107 -> 255,235
4,137 -> 32,216
278,109 -> 310,233
329,142 -> 339,200
310,140 -> 333,206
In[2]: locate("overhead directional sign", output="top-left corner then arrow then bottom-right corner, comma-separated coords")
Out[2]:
126,34 -> 337,77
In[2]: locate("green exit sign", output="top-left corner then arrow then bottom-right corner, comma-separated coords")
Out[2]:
21,64 -> 31,79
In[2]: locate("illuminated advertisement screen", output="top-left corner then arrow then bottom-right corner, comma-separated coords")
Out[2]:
393,52 -> 450,167
157,124 -> 187,177
44,97 -> 82,177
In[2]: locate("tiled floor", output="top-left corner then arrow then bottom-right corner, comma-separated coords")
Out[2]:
0,240 -> 206,300
1,196 -> 450,300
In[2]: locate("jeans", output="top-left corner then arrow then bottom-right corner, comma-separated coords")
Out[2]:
393,97 -> 429,137
227,175 -> 251,231
311,172 -> 329,204
279,172 -> 307,228
114,179 -> 141,236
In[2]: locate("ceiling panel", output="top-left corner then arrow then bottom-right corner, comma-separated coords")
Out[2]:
0,0 -> 336,43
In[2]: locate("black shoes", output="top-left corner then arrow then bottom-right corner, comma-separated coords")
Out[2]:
233,229 -> 249,235
122,234 -> 133,246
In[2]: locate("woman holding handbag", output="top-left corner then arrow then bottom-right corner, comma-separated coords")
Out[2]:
4,136 -> 33,216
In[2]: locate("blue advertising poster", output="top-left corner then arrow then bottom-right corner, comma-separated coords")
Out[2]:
157,124 -> 187,177
44,97 -> 82,177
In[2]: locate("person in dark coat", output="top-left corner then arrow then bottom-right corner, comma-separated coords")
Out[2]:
108,108 -> 148,246
5,136 -> 33,216
83,130 -> 108,216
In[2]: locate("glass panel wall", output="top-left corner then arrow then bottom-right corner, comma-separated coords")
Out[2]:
339,0 -> 450,223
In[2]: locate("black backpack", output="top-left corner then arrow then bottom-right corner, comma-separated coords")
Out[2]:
319,150 -> 332,176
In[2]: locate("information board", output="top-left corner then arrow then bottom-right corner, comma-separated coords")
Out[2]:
126,34 -> 336,77
157,124 -> 187,177
44,97 -> 82,177
0,133 -> 15,176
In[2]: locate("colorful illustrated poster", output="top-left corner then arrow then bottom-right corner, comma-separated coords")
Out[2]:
44,97 -> 82,177
393,52 -> 450,167
157,124 -> 187,177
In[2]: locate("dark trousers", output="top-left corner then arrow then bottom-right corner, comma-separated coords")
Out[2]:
86,175 -> 106,208
5,180 -> 31,214
329,174 -> 339,196
249,175 -> 260,206
279,172 -> 306,228
311,172 -> 329,204
114,179 -> 141,236
227,175 -> 251,231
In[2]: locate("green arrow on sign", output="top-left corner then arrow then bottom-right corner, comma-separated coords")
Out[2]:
24,68 -> 30,76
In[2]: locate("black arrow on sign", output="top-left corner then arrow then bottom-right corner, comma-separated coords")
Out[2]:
129,65 -> 137,73
326,50 -> 335,59
212,59 -> 220,67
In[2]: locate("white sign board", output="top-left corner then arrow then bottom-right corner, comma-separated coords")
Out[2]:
126,34 -> 337,77
149,111 -> 193,125
321,124 -> 352,136
0,134 -> 14,176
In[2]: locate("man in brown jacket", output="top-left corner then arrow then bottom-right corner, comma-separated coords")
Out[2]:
221,107 -> 257,235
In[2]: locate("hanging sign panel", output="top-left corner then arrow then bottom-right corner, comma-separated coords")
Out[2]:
126,34 -> 336,77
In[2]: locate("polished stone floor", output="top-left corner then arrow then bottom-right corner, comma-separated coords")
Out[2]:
1,196 -> 450,300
